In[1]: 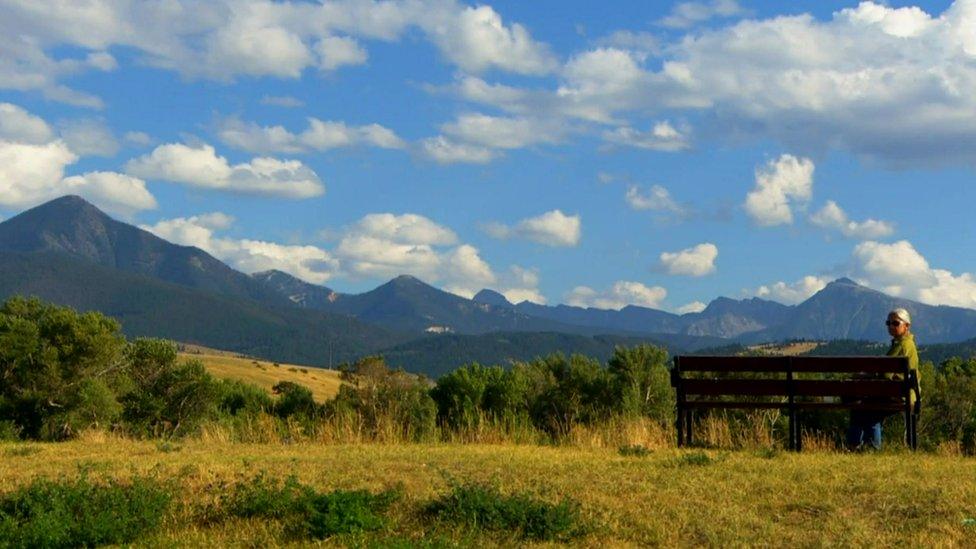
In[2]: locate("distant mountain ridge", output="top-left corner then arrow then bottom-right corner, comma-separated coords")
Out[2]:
0,196 -> 287,306
1,196 -> 975,379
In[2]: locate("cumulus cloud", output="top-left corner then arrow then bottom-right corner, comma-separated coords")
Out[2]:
218,117 -> 405,154
141,213 -> 338,285
850,240 -> 976,309
315,35 -> 368,71
809,200 -> 895,239
421,136 -> 497,164
754,275 -> 830,305
602,121 -> 690,151
659,243 -> 718,276
61,172 -> 157,218
677,301 -> 707,314
744,155 -> 814,226
441,113 -> 565,150
424,5 -> 558,75
484,210 -> 581,247
0,0 -> 556,106
58,118 -> 120,157
566,281 -> 668,310
126,143 -> 323,199
334,211 -> 515,298
0,103 -> 156,217
0,103 -> 54,143
625,184 -> 686,215
659,0 -> 746,29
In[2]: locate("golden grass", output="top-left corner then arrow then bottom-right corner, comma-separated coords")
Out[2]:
2,437 -> 974,547
183,352 -> 342,402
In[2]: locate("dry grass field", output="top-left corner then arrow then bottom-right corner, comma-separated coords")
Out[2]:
181,351 -> 343,402
3,436 -> 975,547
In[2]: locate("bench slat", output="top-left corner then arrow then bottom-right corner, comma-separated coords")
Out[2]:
677,356 -> 907,374
683,400 -> 906,411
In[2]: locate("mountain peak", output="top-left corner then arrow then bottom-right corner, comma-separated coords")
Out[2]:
829,277 -> 859,287
473,289 -> 512,307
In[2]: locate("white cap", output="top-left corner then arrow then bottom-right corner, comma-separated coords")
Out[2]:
889,308 -> 911,324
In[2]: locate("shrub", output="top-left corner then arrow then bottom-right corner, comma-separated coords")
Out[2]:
272,382 -> 319,419
216,379 -> 273,417
0,476 -> 171,548
427,482 -> 581,541
122,339 -> 219,438
618,444 -> 651,457
222,475 -> 399,539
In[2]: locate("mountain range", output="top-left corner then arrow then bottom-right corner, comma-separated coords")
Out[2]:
1,196 -> 975,375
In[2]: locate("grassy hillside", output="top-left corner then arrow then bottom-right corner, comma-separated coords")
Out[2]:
1,439 -> 973,546
181,351 -> 342,402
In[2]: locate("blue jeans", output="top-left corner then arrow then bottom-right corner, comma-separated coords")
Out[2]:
847,411 -> 887,450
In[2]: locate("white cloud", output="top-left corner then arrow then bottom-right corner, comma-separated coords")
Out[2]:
566,281 -> 667,310
335,212 -> 504,296
485,210 -> 581,247
497,265 -> 545,305
217,117 -> 405,154
744,155 -> 814,226
441,113 -> 564,150
421,136 -> 497,164
0,0 -> 557,106
0,103 -> 54,143
660,243 -> 718,277
602,121 -> 690,151
809,200 -> 895,239
677,301 -> 707,314
126,143 -> 323,199
123,131 -> 152,146
660,0 -> 746,29
0,103 -> 156,216
0,138 -> 154,218
315,35 -> 368,71
61,172 -> 157,218
424,5 -> 558,75
625,184 -> 685,215
352,213 -> 458,246
851,240 -> 976,309
58,118 -> 119,157
754,275 -> 830,305
142,213 -> 338,285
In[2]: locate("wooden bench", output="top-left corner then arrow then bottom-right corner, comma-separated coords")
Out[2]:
670,356 -> 920,451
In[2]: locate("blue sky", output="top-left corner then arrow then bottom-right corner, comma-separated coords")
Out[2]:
1,0 -> 974,312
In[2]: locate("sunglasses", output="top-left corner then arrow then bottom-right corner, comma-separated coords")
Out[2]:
885,320 -> 904,327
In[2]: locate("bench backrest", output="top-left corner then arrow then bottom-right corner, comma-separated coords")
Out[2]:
672,356 -> 913,409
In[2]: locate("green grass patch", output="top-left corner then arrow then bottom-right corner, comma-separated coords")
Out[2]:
667,450 -> 717,467
618,444 -> 651,457
0,476 -> 171,548
426,482 -> 582,541
221,474 -> 399,540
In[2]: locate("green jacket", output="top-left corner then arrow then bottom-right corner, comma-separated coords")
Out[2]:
887,332 -> 920,407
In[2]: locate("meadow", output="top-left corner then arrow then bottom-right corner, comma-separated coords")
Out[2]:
181,349 -> 343,402
3,435 -> 975,547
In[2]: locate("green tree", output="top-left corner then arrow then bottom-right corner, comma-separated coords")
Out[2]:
0,297 -> 126,439
121,339 -> 218,438
607,344 -> 674,424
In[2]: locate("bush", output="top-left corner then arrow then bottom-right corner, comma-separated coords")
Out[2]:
427,483 -> 582,541
0,476 -> 171,548
272,382 -> 319,419
122,339 -> 219,438
221,475 -> 399,539
216,379 -> 273,417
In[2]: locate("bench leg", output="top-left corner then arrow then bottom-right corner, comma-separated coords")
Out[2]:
676,407 -> 684,447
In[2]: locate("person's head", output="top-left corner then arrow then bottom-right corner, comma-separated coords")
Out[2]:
886,308 -> 911,338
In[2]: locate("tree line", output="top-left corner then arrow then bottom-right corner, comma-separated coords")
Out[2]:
2,296 -> 975,452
